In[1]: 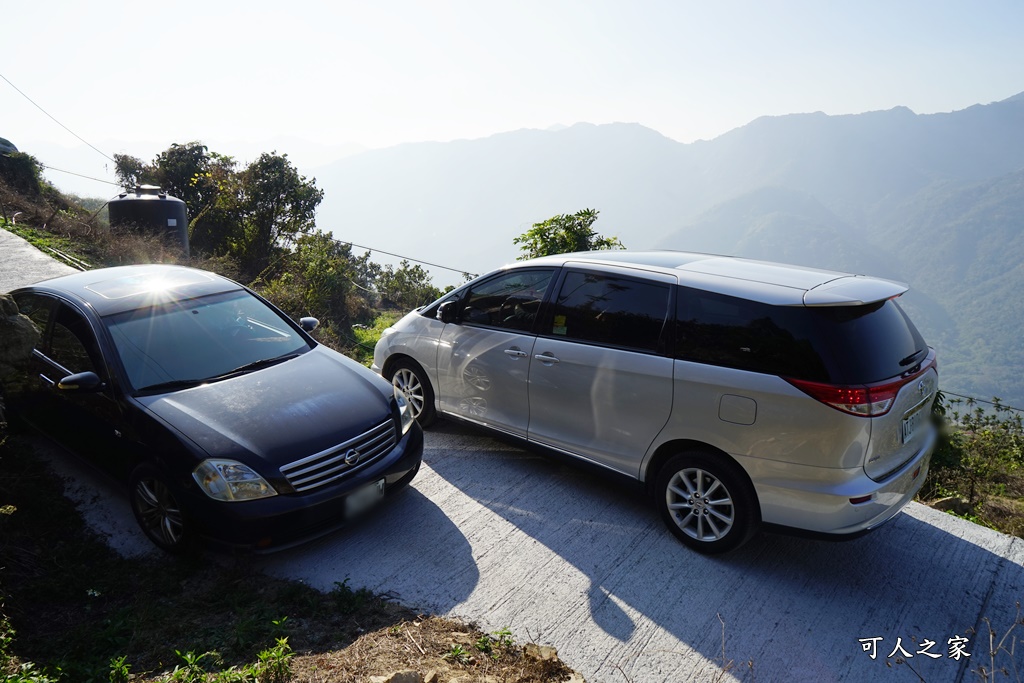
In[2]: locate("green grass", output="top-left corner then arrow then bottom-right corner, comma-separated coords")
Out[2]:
349,311 -> 402,366
1,220 -> 94,266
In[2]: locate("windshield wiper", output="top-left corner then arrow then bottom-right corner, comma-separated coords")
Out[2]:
136,378 -> 205,395
136,354 -> 301,394
209,353 -> 301,381
899,348 -> 926,366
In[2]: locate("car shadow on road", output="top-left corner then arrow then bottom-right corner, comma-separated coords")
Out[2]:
256,484 -> 480,613
421,420 -> 1024,682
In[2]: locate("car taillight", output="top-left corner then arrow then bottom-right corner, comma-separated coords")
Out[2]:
785,378 -> 901,416
785,353 -> 936,418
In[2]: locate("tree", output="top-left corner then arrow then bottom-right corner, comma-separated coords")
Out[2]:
113,153 -> 147,189
260,230 -> 378,353
0,152 -> 44,197
513,208 -> 624,260
376,260 -> 443,310
237,153 -> 324,275
114,146 -> 323,273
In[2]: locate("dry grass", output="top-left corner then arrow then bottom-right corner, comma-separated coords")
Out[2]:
286,617 -> 575,683
979,496 -> 1024,538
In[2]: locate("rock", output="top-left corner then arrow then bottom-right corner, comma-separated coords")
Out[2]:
449,631 -> 475,646
524,643 -> 559,661
0,293 -> 39,381
423,671 -> 440,683
930,496 -> 973,515
369,671 -> 422,683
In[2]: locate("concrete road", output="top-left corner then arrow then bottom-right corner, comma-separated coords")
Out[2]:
254,424 -> 1024,683
0,227 -> 77,291
5,227 -> 1023,682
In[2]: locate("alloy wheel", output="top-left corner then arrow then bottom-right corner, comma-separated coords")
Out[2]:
392,367 -> 426,419
133,476 -> 185,549
665,467 -> 736,542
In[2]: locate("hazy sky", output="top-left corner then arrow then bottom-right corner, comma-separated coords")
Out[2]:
4,0 -> 1023,194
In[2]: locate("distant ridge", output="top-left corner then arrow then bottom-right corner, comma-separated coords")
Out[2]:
313,96 -> 1024,405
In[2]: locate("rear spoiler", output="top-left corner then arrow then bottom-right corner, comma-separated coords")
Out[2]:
803,276 -> 908,307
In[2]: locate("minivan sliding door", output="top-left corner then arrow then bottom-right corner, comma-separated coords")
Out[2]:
526,268 -> 674,476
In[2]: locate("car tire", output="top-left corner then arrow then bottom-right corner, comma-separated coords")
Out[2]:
655,450 -> 760,554
129,464 -> 195,555
387,358 -> 436,428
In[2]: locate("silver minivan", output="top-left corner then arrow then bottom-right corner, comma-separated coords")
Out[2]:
372,251 -> 938,553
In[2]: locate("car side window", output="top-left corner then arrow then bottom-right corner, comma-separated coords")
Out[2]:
48,304 -> 101,376
547,271 -> 671,353
675,287 -> 829,381
460,269 -> 554,333
13,292 -> 53,334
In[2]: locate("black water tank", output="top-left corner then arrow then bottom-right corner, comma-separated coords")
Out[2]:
108,185 -> 189,257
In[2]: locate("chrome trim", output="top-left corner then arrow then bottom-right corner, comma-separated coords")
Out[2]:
280,419 -> 397,492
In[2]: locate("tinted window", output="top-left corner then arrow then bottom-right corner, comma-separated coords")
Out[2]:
676,289 -> 829,380
676,287 -> 927,384
548,271 -> 670,353
808,299 -> 928,384
13,292 -> 53,332
460,269 -> 554,333
49,304 -> 100,376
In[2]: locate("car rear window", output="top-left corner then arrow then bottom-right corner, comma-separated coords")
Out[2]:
675,287 -> 927,384
806,299 -> 928,384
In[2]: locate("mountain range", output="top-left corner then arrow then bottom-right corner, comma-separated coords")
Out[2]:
311,93 -> 1024,406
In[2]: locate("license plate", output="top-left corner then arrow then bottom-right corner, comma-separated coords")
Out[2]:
346,479 -> 385,518
901,404 -> 926,444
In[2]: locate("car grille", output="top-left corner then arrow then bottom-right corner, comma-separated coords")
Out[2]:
280,419 -> 397,493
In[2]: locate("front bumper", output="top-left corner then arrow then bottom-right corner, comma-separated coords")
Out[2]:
184,423 -> 424,552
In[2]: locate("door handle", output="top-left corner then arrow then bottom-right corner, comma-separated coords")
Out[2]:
504,349 -> 528,358
534,353 -> 560,364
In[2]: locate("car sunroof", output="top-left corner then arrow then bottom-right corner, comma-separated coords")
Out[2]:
84,269 -> 221,300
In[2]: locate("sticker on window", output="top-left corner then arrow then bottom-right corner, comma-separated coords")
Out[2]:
553,315 -> 567,336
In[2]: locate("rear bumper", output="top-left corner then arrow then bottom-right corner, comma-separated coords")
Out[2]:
184,424 -> 424,552
737,425 -> 936,537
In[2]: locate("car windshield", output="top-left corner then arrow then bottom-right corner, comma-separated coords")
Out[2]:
104,290 -> 310,393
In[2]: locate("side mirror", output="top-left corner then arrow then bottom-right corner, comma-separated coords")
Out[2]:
57,371 -> 104,393
299,316 -> 320,332
437,301 -> 458,324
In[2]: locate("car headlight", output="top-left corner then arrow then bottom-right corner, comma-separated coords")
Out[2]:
395,390 -> 415,435
193,459 -> 278,502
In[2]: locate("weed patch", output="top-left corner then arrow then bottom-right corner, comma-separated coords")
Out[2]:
922,394 -> 1024,537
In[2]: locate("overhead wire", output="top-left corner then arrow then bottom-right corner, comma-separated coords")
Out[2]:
941,391 -> 1024,414
38,164 -> 121,187
330,236 -> 478,278
0,71 -> 117,164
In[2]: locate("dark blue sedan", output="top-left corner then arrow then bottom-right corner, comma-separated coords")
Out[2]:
3,264 -> 423,553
